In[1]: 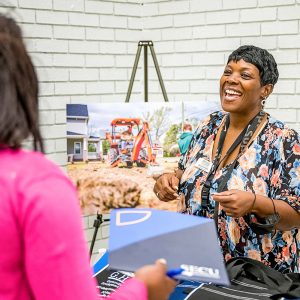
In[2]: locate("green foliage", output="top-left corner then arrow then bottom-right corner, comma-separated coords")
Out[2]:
102,140 -> 110,155
163,124 -> 180,157
88,143 -> 96,152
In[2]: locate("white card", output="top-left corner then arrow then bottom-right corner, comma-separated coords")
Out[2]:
195,157 -> 213,173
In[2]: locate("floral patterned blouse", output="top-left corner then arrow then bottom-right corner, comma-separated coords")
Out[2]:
178,111 -> 300,273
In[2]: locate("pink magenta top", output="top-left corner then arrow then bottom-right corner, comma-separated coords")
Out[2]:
0,148 -> 147,300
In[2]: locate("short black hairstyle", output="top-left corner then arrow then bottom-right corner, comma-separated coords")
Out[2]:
227,45 -> 279,86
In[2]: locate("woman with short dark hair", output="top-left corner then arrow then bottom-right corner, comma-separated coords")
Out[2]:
155,45 -> 300,273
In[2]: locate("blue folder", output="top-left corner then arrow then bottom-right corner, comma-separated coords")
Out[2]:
108,208 -> 229,285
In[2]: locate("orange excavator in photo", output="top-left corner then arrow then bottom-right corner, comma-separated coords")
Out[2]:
105,118 -> 158,168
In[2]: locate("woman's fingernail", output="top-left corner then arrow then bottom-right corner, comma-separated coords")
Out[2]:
157,258 -> 167,264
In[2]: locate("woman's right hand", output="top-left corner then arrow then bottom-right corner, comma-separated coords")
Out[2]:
135,259 -> 177,300
153,173 -> 179,202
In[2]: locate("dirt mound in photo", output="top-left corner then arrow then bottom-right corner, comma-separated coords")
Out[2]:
67,160 -> 178,215
76,173 -> 141,214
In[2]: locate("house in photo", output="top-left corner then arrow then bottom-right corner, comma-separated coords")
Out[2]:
67,104 -> 102,162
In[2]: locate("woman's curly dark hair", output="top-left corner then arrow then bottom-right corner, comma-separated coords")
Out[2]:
227,45 -> 279,86
0,14 -> 44,152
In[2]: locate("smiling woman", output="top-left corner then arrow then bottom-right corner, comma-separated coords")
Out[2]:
154,45 -> 300,273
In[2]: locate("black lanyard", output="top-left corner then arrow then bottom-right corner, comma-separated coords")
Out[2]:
200,110 -> 266,224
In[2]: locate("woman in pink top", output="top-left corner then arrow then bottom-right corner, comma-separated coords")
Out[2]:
0,14 -> 176,300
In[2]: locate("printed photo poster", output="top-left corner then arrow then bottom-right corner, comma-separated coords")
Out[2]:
66,100 -> 219,215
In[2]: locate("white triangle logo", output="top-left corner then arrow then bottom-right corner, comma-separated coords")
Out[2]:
116,210 -> 152,226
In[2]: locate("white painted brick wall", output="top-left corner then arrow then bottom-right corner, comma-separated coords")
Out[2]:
99,41 -> 127,54
70,68 -> 99,81
143,15 -> 173,29
4,0 -> 300,255
69,12 -> 99,27
37,68 -> 69,82
115,28 -> 143,41
85,27 -> 114,41
34,39 -> 68,53
86,81 -> 114,94
54,82 -> 86,95
19,0 -> 52,10
193,24 -> 225,38
69,41 -> 99,54
128,17 -> 142,30
258,0 -> 295,7
241,36 -> 277,50
162,27 -> 193,40
226,23 -> 260,37
174,67 -> 205,80
240,7 -> 277,22
174,12 -> 205,27
36,10 -> 69,25
22,23 -> 52,38
114,2 -> 141,16
279,35 -> 300,49
54,25 -> 85,40
222,0 -> 257,10
190,0 -> 222,12
206,10 -> 240,25
159,0 -> 189,15
53,0 -> 84,12
39,82 -> 55,96
278,5 -> 300,20
99,15 -> 127,28
261,21 -> 298,36
85,1 -> 113,15
192,52 -> 225,66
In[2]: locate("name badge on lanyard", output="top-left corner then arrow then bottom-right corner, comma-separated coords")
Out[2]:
195,157 -> 213,173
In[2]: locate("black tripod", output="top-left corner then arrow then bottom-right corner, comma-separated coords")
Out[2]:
89,212 -> 110,258
125,40 -> 169,103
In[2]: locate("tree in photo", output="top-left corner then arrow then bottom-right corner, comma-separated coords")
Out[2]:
143,107 -> 172,141
163,124 -> 180,157
102,140 -> 110,155
88,142 -> 97,152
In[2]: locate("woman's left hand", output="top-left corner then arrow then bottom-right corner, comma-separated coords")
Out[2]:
212,189 -> 255,218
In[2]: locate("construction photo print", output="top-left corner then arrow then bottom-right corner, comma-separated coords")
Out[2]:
66,101 -> 218,215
